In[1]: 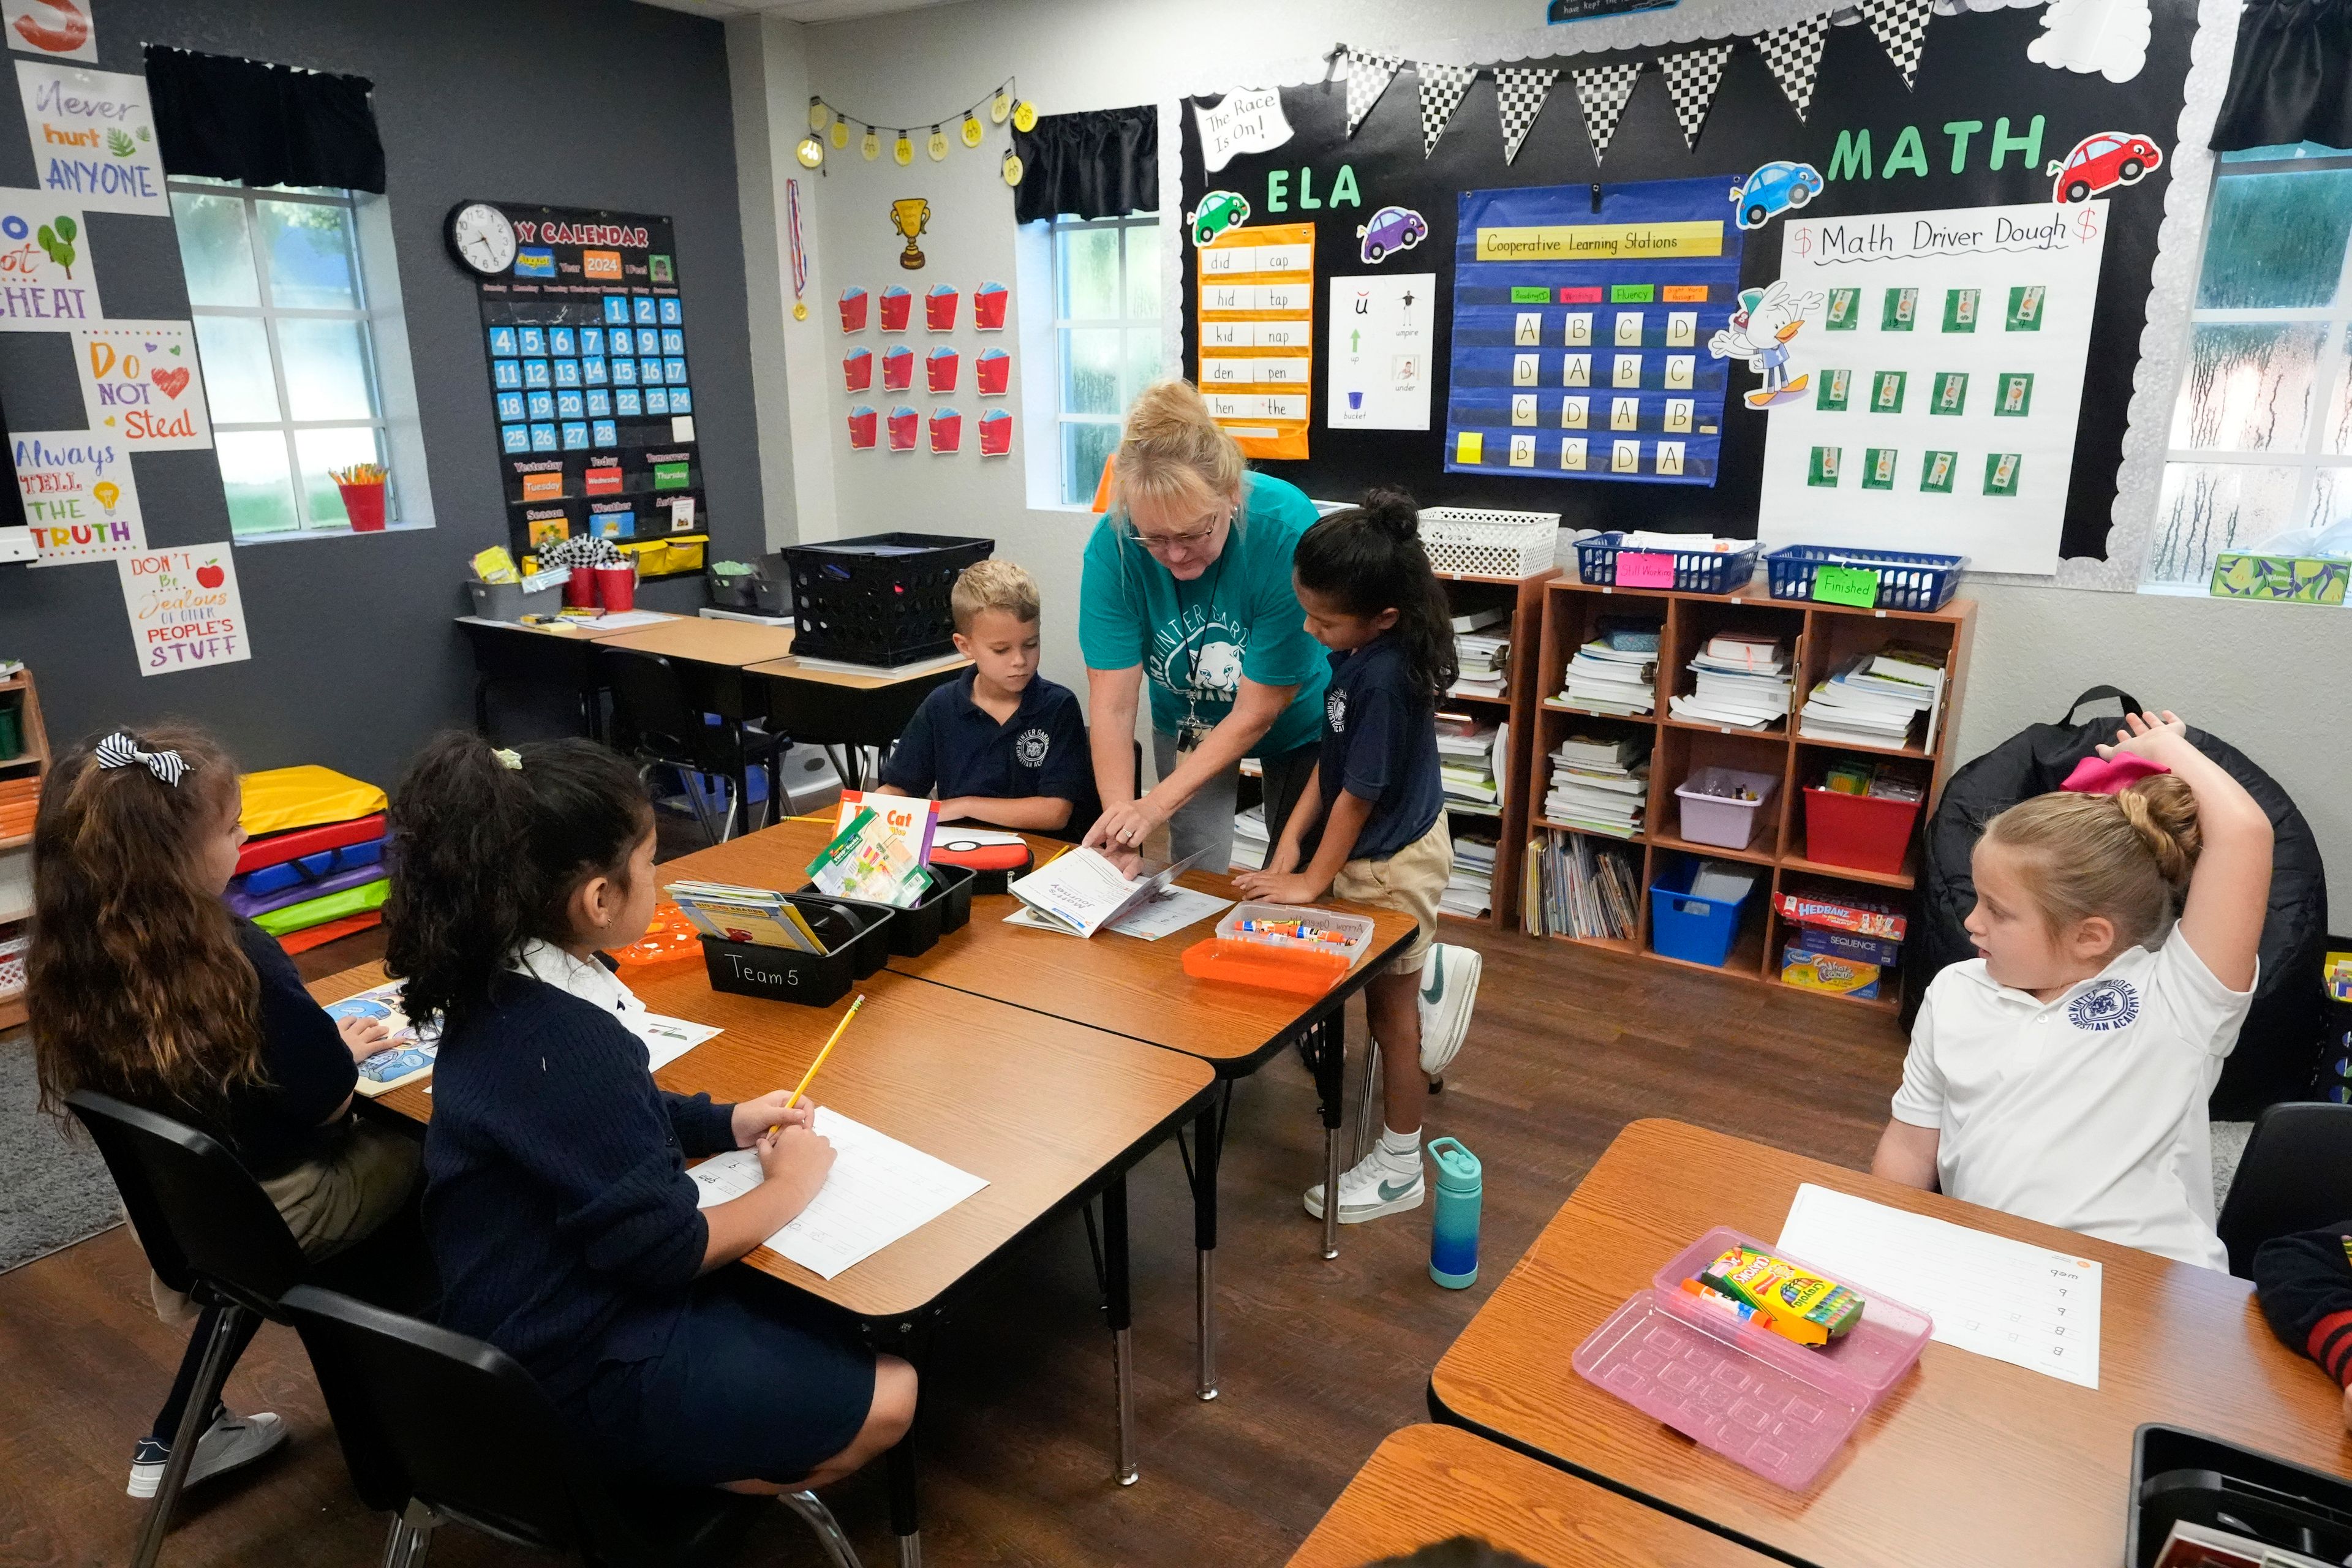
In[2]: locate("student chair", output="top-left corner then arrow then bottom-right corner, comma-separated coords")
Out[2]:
599,647 -> 784,845
279,1284 -> 864,1568
2217,1101 -> 2352,1279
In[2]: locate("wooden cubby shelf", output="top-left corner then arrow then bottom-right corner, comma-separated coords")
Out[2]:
1521,576 -> 1976,1015
0,666 -> 49,1032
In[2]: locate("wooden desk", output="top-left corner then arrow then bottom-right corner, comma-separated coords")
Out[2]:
744,654 -> 969,788
598,616 -> 799,668
1288,1425 -> 1777,1568
453,613 -> 682,740
1428,1119 -> 2352,1568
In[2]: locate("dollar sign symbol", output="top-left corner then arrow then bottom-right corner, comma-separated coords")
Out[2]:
2075,206 -> 2100,244
1793,227 -> 1812,259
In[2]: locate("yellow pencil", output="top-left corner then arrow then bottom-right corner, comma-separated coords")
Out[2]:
785,993 -> 865,1110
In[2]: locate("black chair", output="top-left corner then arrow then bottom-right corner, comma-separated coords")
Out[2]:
2218,1101 -> 2352,1278
600,647 -> 783,844
279,1284 -> 862,1568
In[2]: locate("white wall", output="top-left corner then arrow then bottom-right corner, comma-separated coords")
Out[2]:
742,0 -> 2350,903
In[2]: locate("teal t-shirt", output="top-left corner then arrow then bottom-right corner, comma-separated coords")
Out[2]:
1079,471 -> 1329,759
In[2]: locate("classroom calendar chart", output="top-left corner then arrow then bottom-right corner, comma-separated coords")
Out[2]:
1755,200 -> 2110,575
1197,220 -> 1314,460
1446,177 -> 1744,486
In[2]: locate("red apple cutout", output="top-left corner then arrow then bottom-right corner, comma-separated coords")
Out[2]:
197,564 -> 224,589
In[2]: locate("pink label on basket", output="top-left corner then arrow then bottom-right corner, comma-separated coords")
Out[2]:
1617,550 -> 1675,589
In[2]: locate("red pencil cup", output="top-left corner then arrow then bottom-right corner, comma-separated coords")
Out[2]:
926,347 -> 959,394
837,288 -> 868,332
974,282 -> 1009,331
925,286 -> 960,331
883,345 -> 914,391
595,562 -> 636,611
563,567 -> 598,608
842,347 -> 872,392
929,407 -> 962,453
979,409 -> 1013,456
847,405 -> 878,448
887,405 -> 918,451
878,287 -> 912,331
976,349 -> 1011,396
336,481 -> 387,532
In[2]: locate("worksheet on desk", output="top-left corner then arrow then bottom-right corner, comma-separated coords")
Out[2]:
628,1012 -> 721,1073
1778,1183 -> 2101,1389
687,1110 -> 988,1280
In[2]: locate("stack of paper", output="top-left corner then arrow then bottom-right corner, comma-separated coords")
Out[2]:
1542,733 -> 1649,838
1670,633 -> 1792,731
1452,625 -> 1510,701
1436,713 -> 1501,817
1557,639 -> 1657,716
1798,642 -> 1947,750
1525,830 -> 1640,940
1230,803 -> 1270,872
1442,829 -> 1498,918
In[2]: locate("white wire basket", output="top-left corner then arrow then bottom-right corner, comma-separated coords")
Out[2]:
1420,505 -> 1561,579
0,933 -> 25,1002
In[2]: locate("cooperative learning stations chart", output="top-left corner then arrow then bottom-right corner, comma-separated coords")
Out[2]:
1197,220 -> 1314,461
1446,177 -> 1744,486
1755,200 -> 2110,575
469,202 -> 707,565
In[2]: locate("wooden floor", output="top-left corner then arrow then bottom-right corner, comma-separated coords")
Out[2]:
0,907 -> 1907,1567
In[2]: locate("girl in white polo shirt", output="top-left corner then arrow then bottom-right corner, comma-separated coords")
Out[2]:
1871,710 -> 2272,1271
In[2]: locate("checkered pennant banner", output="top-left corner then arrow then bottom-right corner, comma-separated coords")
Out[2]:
1494,66 -> 1559,165
1858,0 -> 1934,89
1570,59 -> 1643,163
1343,48 -> 1403,138
1755,12 -> 1831,123
1656,42 -> 1733,150
1417,61 -> 1479,158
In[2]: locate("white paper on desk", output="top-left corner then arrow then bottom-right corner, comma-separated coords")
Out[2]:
1106,884 -> 1232,940
1779,1183 -> 2101,1389
687,1110 -> 987,1280
576,609 -> 673,630
628,1012 -> 721,1073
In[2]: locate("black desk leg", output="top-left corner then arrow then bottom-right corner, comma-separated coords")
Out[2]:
1104,1173 -> 1139,1486
1307,1013 -> 1347,1261
870,1319 -> 933,1568
1185,1084 -> 1231,1401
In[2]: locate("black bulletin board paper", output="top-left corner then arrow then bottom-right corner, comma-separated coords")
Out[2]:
472,203 -> 706,568
1178,2 -> 2195,559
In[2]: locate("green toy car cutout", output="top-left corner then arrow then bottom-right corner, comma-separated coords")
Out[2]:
1186,189 -> 1250,247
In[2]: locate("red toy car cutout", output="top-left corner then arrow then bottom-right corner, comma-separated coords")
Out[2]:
2046,132 -> 2163,204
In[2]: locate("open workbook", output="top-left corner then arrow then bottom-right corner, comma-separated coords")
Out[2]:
1006,846 -> 1209,938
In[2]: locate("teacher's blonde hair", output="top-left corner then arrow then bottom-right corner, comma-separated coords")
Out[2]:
1110,379 -> 1245,524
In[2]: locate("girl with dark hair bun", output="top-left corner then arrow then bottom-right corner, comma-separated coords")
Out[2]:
1237,487 -> 1478,1227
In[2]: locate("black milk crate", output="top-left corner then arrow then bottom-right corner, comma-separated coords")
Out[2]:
2128,1424 -> 2352,1567
791,862 -> 975,957
700,895 -> 894,1007
780,532 -> 993,665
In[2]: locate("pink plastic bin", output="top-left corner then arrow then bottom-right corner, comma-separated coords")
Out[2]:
1572,1226 -> 1932,1490
1672,766 -> 1779,850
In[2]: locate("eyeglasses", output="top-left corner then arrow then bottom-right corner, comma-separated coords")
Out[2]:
1132,508 -> 1231,555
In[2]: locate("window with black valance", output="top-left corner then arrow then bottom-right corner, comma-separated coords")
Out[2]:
2212,0 -> 2352,153
1012,105 -> 1157,224
143,45 -> 386,193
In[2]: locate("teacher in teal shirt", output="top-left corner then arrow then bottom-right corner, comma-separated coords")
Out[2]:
1079,380 -> 1329,870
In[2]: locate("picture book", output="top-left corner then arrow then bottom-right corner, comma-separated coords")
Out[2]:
663,880 -> 827,953
1006,846 -> 1208,938
323,981 -> 440,1097
808,804 -> 935,908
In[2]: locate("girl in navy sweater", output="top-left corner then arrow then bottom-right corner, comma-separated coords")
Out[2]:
385,733 -> 913,1493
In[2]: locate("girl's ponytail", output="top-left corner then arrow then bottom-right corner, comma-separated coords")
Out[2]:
1293,486 -> 1460,704
2113,773 -> 2201,891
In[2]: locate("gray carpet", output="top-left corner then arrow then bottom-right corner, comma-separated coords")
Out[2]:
2212,1119 -> 2254,1213
0,1031 -> 123,1272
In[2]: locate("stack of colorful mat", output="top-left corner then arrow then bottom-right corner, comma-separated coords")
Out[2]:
232,765 -> 390,953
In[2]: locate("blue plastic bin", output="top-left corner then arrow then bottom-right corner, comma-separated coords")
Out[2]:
1575,532 -> 1759,595
1648,859 -> 1756,967
1763,545 -> 1967,612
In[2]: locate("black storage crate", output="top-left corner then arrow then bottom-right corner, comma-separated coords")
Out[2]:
707,551 -> 790,616
781,532 -> 992,665
2128,1423 -> 2352,1567
793,862 -> 975,957
701,895 -> 894,1008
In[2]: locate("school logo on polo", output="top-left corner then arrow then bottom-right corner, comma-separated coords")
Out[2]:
2067,978 -> 2139,1031
1326,688 -> 1348,733
1014,727 -> 1050,767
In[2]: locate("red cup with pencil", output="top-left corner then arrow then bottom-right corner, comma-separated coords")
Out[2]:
333,462 -> 388,532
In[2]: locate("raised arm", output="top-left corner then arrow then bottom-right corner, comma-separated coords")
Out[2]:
2101,710 -> 2271,992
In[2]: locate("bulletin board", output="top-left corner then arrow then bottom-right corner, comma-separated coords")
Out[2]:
469,203 -> 707,571
1175,1 -> 2197,563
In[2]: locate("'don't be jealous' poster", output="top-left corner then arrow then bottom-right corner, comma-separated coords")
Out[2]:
116,543 -> 251,676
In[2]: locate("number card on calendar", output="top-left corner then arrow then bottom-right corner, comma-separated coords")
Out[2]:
1446,176 -> 1744,486
1779,1183 -> 2101,1389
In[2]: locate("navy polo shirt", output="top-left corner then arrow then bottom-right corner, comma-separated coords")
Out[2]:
1318,633 -> 1442,861
881,669 -> 1091,808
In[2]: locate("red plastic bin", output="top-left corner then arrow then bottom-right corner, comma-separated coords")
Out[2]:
1801,786 -> 1922,875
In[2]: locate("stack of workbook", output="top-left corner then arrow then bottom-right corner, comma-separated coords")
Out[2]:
1669,632 -> 1791,731
1557,635 -> 1657,715
1524,830 -> 1640,940
1436,714 -> 1502,817
805,794 -> 936,907
1441,828 -> 1498,918
1229,802 -> 1270,872
1542,731 -> 1649,838
666,880 -> 833,952
1798,642 -> 1947,750
1450,605 -> 1509,701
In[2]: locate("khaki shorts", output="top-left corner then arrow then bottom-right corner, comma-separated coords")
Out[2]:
1332,810 -> 1453,976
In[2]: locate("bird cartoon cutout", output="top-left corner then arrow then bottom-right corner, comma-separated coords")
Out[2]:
1709,279 -> 1825,410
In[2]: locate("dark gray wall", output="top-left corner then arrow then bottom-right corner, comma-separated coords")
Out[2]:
0,0 -> 761,786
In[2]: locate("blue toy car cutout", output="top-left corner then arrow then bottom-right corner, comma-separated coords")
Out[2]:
1357,205 -> 1428,263
1730,161 -> 1824,230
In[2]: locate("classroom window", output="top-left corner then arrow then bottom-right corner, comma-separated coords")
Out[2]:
170,176 -> 432,539
2151,143 -> 2352,592
1049,211 -> 1161,506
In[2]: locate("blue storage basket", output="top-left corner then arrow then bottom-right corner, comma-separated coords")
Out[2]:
1763,545 -> 1967,612
1574,532 -> 1759,595
1648,859 -> 1755,968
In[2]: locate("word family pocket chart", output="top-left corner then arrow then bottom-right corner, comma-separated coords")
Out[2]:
1756,201 -> 2109,575
1197,221 -> 1315,461
1447,177 -> 1743,486
472,203 -> 706,564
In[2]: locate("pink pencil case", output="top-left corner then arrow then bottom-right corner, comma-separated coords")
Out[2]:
1572,1226 -> 1932,1490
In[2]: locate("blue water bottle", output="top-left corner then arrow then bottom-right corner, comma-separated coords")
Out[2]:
1428,1137 -> 1482,1289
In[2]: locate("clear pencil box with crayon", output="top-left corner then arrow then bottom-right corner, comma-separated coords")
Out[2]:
1572,1226 -> 1933,1491
1213,903 -> 1375,963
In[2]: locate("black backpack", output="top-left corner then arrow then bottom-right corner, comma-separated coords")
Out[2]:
1913,687 -> 2328,1118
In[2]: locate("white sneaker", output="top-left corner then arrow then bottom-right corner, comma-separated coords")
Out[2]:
1304,1148 -> 1426,1224
1418,943 -> 1482,1076
127,1409 -> 287,1499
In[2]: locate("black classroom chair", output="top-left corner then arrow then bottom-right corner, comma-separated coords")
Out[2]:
2218,1101 -> 2352,1279
599,647 -> 784,844
279,1284 -> 862,1568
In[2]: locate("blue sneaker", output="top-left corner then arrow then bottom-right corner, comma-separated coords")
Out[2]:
127,1409 -> 285,1499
